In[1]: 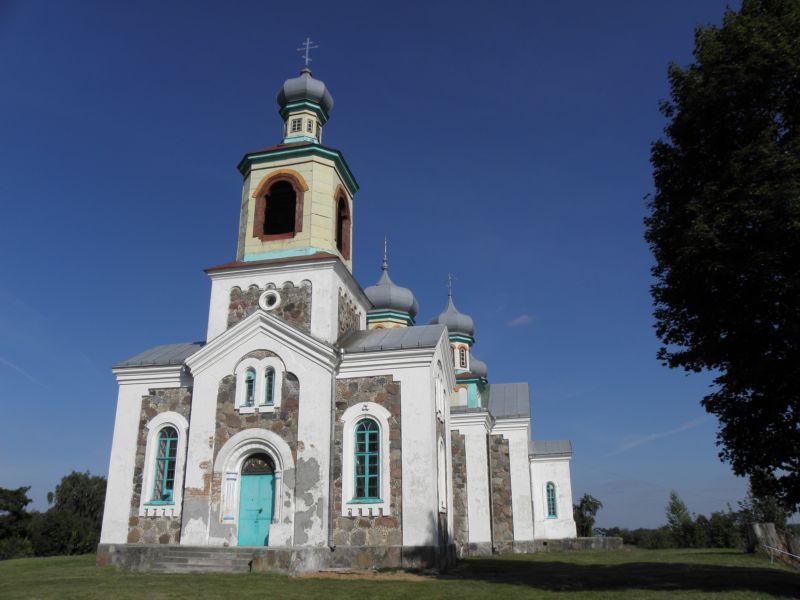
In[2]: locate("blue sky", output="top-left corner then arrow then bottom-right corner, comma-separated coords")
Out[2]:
0,0 -> 756,528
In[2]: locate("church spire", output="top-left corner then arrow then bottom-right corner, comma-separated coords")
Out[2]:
364,238 -> 419,329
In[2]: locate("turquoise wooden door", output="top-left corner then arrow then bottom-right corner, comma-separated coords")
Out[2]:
237,473 -> 274,546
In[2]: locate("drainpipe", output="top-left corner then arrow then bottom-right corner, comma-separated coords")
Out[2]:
328,347 -> 342,551
486,431 -> 496,553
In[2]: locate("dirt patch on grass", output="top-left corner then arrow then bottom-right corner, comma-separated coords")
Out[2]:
299,569 -> 434,581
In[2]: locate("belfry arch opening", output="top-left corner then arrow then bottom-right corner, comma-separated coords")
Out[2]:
335,195 -> 351,259
263,181 -> 297,236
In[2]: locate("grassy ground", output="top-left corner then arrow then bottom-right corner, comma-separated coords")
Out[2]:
0,548 -> 798,600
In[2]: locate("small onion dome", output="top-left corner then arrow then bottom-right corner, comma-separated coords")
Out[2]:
429,295 -> 475,338
470,355 -> 488,379
276,68 -> 334,115
364,262 -> 419,319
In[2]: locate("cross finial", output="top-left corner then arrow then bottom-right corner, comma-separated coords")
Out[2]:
297,37 -> 319,68
447,273 -> 455,298
382,237 -> 388,271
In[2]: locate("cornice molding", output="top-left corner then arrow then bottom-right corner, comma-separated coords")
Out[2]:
112,365 -> 191,387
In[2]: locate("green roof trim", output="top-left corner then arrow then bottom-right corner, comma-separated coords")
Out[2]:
279,100 -> 329,124
367,310 -> 416,326
449,333 -> 475,345
237,145 -> 359,196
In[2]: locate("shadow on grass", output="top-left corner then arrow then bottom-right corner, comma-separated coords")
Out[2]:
453,557 -> 800,598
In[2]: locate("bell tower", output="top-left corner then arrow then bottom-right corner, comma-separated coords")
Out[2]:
234,66 -> 358,270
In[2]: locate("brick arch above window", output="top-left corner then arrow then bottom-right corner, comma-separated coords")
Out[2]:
334,184 -> 352,260
252,170 -> 309,241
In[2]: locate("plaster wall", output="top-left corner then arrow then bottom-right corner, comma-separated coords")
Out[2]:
101,367 -> 189,544
206,260 -> 368,343
530,457 -> 577,539
181,320 -> 336,547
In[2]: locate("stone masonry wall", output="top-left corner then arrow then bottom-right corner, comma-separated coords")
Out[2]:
451,432 -> 469,552
332,376 -> 402,546
227,281 -> 311,333
127,387 -> 193,545
337,290 -> 361,341
213,350 -> 300,465
490,434 -> 514,551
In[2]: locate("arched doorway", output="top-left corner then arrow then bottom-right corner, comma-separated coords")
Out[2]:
237,453 -> 275,546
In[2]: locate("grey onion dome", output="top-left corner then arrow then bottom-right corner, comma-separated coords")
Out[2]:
470,355 -> 488,379
428,295 -> 475,338
364,260 -> 419,319
276,68 -> 334,114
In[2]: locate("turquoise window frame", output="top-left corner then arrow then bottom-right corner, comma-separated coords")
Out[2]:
353,418 -> 380,502
263,367 -> 275,406
546,482 -> 557,518
244,368 -> 256,407
150,427 -> 178,504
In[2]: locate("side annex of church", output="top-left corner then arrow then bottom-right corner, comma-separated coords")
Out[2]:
98,67 -> 577,573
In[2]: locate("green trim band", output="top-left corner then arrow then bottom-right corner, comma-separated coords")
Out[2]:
238,145 -> 359,195
279,100 -> 329,124
367,310 -> 415,325
449,333 -> 475,345
347,498 -> 383,504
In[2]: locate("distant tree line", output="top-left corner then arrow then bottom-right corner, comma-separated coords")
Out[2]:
596,487 -> 797,549
0,471 -> 106,560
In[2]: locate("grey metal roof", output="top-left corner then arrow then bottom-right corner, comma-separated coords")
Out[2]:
114,342 -> 205,368
341,325 -> 445,353
429,294 -> 475,337
488,382 -> 530,418
529,439 -> 573,458
276,68 -> 334,114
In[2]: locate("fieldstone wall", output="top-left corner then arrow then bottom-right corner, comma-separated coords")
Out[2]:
332,376 -> 402,546
489,434 -> 514,551
127,387 -> 193,545
451,432 -> 469,553
337,290 -> 361,341
213,350 -> 300,464
227,282 -> 311,333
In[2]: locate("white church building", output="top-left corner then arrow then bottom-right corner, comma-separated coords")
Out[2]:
97,67 -> 577,573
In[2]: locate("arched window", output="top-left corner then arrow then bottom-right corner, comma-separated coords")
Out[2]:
335,196 -> 350,259
242,452 -> 275,475
263,367 -> 275,406
546,482 -> 557,518
354,419 -> 380,500
244,368 -> 256,407
458,347 -> 467,369
263,181 -> 296,236
152,427 -> 178,503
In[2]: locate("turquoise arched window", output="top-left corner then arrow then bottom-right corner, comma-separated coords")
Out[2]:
354,419 -> 380,500
244,368 -> 256,407
153,427 -> 178,502
546,482 -> 557,518
263,367 -> 275,406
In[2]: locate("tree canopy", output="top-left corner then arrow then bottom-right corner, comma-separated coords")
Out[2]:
573,493 -> 603,537
645,0 -> 800,509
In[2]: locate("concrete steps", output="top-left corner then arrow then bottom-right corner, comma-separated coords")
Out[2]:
147,546 -> 259,573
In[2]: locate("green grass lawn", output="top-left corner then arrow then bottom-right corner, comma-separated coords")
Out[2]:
1,548 -> 798,600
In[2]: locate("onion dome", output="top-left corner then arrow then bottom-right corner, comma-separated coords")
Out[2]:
470,355 -> 488,379
429,294 -> 475,339
364,252 -> 419,320
276,68 -> 334,115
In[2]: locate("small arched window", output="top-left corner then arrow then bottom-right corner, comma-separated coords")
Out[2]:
263,367 -> 275,406
263,181 -> 297,236
458,347 -> 467,369
546,482 -> 557,518
152,427 -> 178,502
244,368 -> 256,407
354,419 -> 380,500
335,196 -> 350,259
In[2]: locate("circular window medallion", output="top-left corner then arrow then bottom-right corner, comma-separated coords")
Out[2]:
258,290 -> 281,311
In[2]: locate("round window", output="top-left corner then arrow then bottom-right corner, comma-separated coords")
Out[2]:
258,290 -> 282,311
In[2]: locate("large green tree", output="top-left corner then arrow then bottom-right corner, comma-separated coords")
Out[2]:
645,0 -> 800,508
573,494 -> 603,537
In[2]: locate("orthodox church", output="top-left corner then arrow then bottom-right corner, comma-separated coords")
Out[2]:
98,66 -> 577,573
